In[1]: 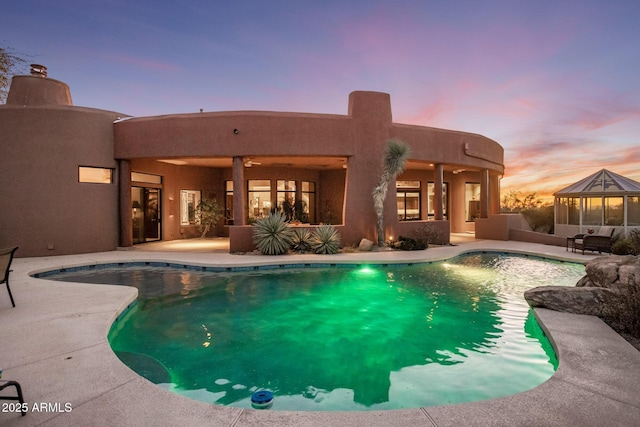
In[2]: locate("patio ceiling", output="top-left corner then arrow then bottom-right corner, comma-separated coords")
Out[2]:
156,157 -> 483,173
157,156 -> 348,170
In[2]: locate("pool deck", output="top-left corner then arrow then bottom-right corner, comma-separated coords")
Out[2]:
1,237 -> 639,426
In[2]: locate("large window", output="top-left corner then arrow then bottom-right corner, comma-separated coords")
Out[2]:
225,181 -> 234,224
604,197 -> 624,226
301,181 -> 315,223
427,182 -> 448,219
277,180 -> 296,220
556,197 -> 580,225
583,197 -> 602,226
248,180 -> 272,221
465,183 -> 481,222
568,198 -> 580,225
180,190 -> 201,226
397,180 -> 421,221
629,197 -> 640,226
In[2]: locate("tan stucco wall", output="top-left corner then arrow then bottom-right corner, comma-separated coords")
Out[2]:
0,105 -> 122,256
6,75 -> 72,106
115,91 -> 504,250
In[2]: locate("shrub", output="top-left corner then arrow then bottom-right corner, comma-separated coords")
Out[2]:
291,228 -> 314,254
395,236 -> 427,251
310,225 -> 341,254
611,229 -> 640,255
195,198 -> 223,238
252,212 -> 293,255
521,205 -> 554,234
612,238 -> 635,255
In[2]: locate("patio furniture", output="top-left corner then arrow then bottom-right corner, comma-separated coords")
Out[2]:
574,227 -> 615,255
566,236 -> 575,252
0,380 -> 26,416
1,247 -> 19,307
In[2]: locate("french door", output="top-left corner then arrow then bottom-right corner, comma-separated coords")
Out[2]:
132,187 -> 161,244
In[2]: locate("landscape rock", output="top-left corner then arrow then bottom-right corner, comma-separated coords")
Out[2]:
525,255 -> 640,316
358,238 -> 374,252
524,286 -> 618,316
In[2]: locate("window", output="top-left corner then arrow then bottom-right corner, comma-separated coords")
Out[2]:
131,172 -> 162,184
465,183 -> 481,221
248,180 -> 272,221
180,190 -> 201,226
427,182 -> 448,219
568,198 -> 580,225
556,197 -> 580,225
629,197 -> 640,226
79,166 -> 113,184
301,181 -> 316,223
556,198 -> 568,225
225,181 -> 234,224
396,181 -> 421,221
277,180 -> 296,220
583,197 -> 602,226
604,197 -> 624,226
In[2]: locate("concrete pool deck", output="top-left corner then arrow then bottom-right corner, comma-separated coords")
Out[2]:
1,237 -> 639,426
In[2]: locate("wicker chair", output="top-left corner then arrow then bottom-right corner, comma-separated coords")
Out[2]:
574,227 -> 615,255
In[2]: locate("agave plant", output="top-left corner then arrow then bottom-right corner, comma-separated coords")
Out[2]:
291,228 -> 314,254
252,212 -> 293,255
310,224 -> 341,255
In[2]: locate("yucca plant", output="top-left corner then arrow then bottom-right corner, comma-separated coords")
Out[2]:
291,228 -> 314,254
373,139 -> 411,247
310,224 -> 341,255
252,212 -> 293,255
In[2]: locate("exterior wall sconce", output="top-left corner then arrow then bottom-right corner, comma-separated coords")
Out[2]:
233,129 -> 239,134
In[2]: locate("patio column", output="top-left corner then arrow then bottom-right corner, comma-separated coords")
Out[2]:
434,163 -> 444,220
232,156 -> 246,226
119,159 -> 133,247
624,195 -> 628,234
480,168 -> 489,218
490,174 -> 501,215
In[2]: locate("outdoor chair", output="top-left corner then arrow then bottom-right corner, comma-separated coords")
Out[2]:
0,379 -> 26,416
573,227 -> 615,255
1,247 -> 19,307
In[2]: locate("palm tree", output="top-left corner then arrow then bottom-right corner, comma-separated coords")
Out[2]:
373,139 -> 411,247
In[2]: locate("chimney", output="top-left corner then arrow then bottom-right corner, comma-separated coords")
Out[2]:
30,64 -> 48,78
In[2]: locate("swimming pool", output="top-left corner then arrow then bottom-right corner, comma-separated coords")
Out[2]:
38,252 -> 584,411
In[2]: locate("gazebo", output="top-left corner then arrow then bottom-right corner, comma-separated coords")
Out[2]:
554,169 -> 640,236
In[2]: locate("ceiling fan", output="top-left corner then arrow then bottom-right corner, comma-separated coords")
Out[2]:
244,159 -> 262,167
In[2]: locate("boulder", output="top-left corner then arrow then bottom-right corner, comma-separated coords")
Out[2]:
524,286 -> 618,316
525,255 -> 640,317
358,238 -> 374,252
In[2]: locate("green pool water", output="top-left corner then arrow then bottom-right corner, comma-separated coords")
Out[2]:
50,253 -> 584,411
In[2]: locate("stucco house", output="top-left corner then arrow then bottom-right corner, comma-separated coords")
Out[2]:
0,66 -> 505,257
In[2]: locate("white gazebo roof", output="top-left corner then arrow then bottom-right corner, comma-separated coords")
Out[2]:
554,169 -> 640,196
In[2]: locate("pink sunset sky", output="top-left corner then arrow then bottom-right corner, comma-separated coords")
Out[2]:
5,0 -> 640,201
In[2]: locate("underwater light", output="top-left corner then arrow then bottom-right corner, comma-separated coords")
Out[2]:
357,266 -> 375,275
